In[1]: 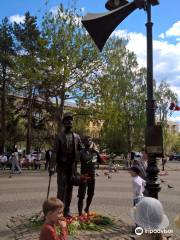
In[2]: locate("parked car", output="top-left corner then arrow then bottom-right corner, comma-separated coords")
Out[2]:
169,153 -> 180,161
172,153 -> 180,161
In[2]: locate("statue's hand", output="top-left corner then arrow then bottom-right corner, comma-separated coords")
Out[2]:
80,174 -> 91,182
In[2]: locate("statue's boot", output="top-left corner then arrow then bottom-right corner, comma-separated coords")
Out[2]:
64,183 -> 73,217
84,195 -> 93,214
78,199 -> 84,216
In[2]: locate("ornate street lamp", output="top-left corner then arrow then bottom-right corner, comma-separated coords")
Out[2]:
82,0 -> 162,199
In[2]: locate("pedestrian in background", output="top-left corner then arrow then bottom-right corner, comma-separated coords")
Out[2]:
162,155 -> 168,171
133,150 -> 147,180
0,154 -> 7,170
11,148 -> 22,174
45,149 -> 52,170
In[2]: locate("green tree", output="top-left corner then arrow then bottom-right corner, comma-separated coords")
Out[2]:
0,17 -> 15,153
96,38 -> 146,153
40,4 -> 102,133
155,80 -> 178,154
5,96 -> 26,151
13,12 -> 46,153
155,80 -> 177,122
164,131 -> 180,154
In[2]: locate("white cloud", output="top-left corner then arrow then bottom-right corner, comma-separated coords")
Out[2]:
113,30 -> 147,68
113,26 -> 180,102
9,14 -> 25,23
159,21 -> 180,39
169,115 -> 180,123
159,33 -> 165,39
113,29 -> 128,39
169,85 -> 180,101
166,21 -> 180,37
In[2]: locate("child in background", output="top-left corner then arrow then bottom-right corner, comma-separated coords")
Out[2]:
129,166 -> 145,206
39,198 -> 67,240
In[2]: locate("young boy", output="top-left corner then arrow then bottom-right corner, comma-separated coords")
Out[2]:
77,136 -> 102,216
39,198 -> 68,240
129,166 -> 145,206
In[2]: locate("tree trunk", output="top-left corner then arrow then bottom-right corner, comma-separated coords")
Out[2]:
26,89 -> 35,154
26,106 -> 32,154
0,65 -> 7,154
57,90 -> 65,133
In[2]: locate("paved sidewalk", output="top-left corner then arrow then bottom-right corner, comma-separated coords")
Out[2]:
0,162 -> 180,239
6,214 -> 180,240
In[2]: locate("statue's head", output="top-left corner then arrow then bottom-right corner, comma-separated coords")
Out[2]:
62,112 -> 73,130
83,135 -> 93,148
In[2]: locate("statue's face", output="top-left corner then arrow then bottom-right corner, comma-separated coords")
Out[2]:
63,117 -> 73,130
84,137 -> 92,148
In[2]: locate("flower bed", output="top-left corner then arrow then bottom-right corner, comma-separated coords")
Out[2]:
28,212 -> 113,236
66,213 -> 113,235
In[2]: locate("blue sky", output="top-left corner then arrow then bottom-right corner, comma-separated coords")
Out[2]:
0,0 -> 180,121
0,0 -> 179,38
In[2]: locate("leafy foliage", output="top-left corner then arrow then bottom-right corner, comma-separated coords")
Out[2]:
0,2 -> 179,154
0,17 -> 16,153
96,38 -> 147,153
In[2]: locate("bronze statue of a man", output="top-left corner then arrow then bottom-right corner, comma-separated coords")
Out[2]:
50,112 -> 83,217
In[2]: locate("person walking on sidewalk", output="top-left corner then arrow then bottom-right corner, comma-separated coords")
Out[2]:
45,149 -> 52,170
11,148 -> 22,174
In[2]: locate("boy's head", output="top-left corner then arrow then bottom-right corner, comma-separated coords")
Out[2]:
129,166 -> 140,177
43,198 -> 64,224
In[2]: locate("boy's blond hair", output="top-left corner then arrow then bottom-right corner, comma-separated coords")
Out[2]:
42,197 -> 64,217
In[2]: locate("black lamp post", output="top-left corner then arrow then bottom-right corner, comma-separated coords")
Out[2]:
82,0 -> 162,199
